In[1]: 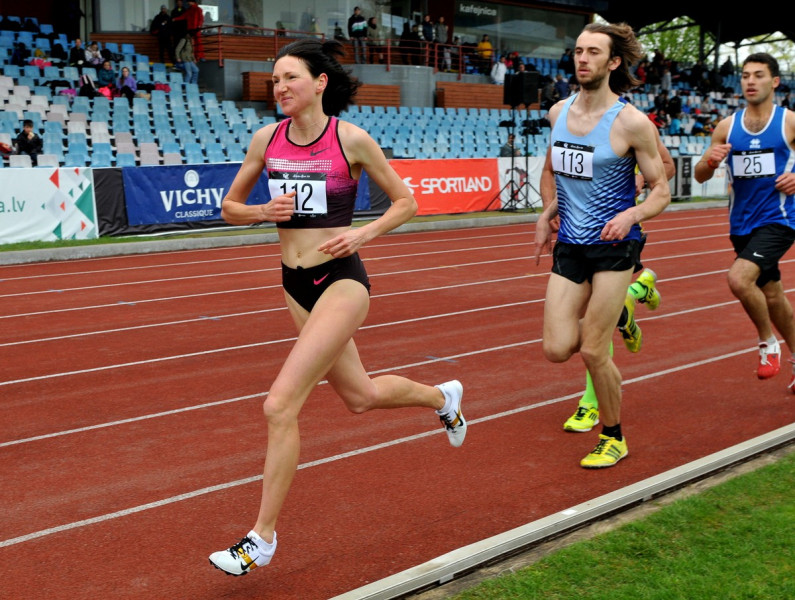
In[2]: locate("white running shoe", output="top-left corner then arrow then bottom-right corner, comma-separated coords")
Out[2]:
209,530 -> 276,576
435,380 -> 466,447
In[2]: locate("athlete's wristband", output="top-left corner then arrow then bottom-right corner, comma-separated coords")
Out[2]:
706,158 -> 719,169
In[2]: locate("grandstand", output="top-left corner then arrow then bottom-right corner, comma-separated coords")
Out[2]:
0,14 -> 793,169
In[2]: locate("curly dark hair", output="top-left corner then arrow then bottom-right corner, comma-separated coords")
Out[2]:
582,22 -> 642,94
275,38 -> 361,116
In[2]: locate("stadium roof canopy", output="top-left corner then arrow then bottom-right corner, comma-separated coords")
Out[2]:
593,4 -> 795,46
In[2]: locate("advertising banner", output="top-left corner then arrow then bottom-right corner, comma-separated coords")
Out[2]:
389,158 -> 501,214
0,167 -> 97,244
122,164 -> 270,226
496,155 -> 544,210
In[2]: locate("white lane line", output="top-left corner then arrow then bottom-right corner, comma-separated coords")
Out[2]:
0,342 -> 758,549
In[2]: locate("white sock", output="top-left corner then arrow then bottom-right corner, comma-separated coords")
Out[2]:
760,335 -> 777,347
435,386 -> 453,416
248,530 -> 277,550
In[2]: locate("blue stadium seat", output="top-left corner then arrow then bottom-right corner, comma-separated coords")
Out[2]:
206,148 -> 226,163
62,66 -> 79,81
161,141 -> 181,155
226,143 -> 245,162
64,151 -> 89,167
2,64 -> 21,78
115,152 -> 136,167
91,152 -> 113,168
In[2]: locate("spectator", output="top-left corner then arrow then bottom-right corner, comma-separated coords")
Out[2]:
476,34 -> 493,74
333,22 -> 346,41
667,92 -> 682,118
449,35 -> 461,71
559,48 -> 574,76
491,55 -> 507,85
434,15 -> 450,69
398,22 -> 421,66
117,66 -> 137,106
9,42 -> 30,67
506,51 -> 521,73
719,57 -> 734,77
50,41 -> 68,65
69,38 -> 86,74
171,0 -> 188,46
500,133 -> 521,157
347,6 -> 367,64
366,17 -> 385,64
635,58 -> 648,86
654,89 -> 670,112
97,60 -> 116,88
175,33 -> 199,84
648,107 -> 666,131
554,73 -> 569,100
434,15 -> 449,46
420,14 -> 434,65
85,42 -> 103,71
668,112 -> 683,136
22,17 -> 39,33
660,66 -> 672,93
150,5 -> 174,64
540,75 -> 559,111
691,116 -> 706,136
172,0 -> 204,61
14,119 -> 43,166
421,14 -> 434,44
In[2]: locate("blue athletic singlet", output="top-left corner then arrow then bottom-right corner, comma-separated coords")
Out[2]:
550,94 -> 639,245
726,105 -> 795,235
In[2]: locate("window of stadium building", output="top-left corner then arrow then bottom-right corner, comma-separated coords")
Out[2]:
96,0 -> 587,57
454,1 -> 587,61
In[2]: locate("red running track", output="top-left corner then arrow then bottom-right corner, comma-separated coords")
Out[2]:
1,206 -> 793,599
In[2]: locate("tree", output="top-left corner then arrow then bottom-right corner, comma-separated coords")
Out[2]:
636,17 -> 703,65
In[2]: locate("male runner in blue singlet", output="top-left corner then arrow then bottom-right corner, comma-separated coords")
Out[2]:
695,52 -> 795,390
535,22 -> 671,468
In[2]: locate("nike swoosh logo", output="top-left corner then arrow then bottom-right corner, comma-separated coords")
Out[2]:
753,252 -> 764,258
310,148 -> 328,156
314,273 -> 329,285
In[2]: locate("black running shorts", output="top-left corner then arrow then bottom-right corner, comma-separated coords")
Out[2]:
282,253 -> 371,312
730,223 -> 795,287
552,240 -> 640,284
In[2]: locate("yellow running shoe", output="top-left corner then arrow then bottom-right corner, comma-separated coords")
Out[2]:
563,405 -> 600,432
618,294 -> 642,353
580,434 -> 628,468
631,268 -> 661,310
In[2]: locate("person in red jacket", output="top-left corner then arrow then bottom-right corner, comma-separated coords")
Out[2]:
172,0 -> 204,60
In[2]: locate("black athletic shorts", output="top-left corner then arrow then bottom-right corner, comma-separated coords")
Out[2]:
730,223 -> 795,287
282,253 -> 371,312
552,239 -> 640,284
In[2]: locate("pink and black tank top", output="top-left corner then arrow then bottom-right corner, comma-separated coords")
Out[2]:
264,116 -> 358,229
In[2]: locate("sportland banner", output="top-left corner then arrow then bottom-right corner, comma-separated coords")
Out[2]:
0,167 -> 98,244
389,158 -> 502,214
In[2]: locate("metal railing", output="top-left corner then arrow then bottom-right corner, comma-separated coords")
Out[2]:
196,24 -> 484,79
